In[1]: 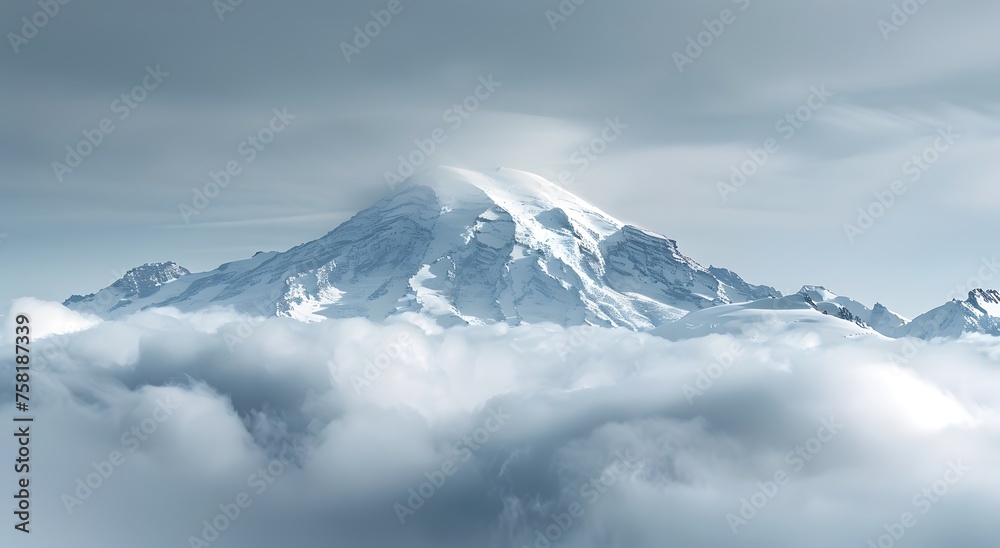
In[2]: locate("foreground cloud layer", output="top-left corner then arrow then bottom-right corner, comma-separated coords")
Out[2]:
2,300 -> 999,548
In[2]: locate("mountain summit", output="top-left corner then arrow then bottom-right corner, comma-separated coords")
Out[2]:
898,288 -> 1000,339
65,262 -> 191,313
796,285 -> 908,336
65,166 -> 778,329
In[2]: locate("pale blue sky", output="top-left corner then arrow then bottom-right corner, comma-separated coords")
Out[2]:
1,0 -> 998,318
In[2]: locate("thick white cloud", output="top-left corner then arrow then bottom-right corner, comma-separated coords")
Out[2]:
2,302 -> 999,547
2,298 -> 102,342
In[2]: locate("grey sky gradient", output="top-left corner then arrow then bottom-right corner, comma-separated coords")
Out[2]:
1,0 -> 999,318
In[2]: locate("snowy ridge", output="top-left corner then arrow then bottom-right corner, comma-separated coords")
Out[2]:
898,289 -> 1000,339
797,285 -> 908,336
65,262 -> 191,314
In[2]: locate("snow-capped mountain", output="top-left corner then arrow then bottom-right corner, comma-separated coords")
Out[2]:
64,166 -> 778,329
896,289 -> 1000,339
797,285 -> 908,336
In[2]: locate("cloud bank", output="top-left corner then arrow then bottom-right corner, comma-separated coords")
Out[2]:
2,300 -> 999,547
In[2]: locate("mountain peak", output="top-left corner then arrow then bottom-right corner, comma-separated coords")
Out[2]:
64,261 -> 190,311
122,261 -> 188,277
969,288 -> 1000,305
111,262 -> 191,299
121,260 -> 187,276
799,285 -> 837,302
966,289 -> 1000,319
795,285 -> 907,336
897,288 -> 1000,339
394,166 -> 621,234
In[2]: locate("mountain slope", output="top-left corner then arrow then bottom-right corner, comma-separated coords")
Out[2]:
652,293 -> 879,341
64,262 -> 192,314
797,285 -> 908,336
896,289 -> 1000,339
64,166 -> 778,329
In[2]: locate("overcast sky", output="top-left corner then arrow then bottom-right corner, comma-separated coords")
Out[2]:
1,0 -> 998,318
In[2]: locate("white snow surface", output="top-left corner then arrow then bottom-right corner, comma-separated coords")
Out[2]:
653,293 -> 879,341
898,289 -> 1000,339
797,285 -> 908,336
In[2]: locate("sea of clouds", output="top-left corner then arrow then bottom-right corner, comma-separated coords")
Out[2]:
2,297 -> 998,548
